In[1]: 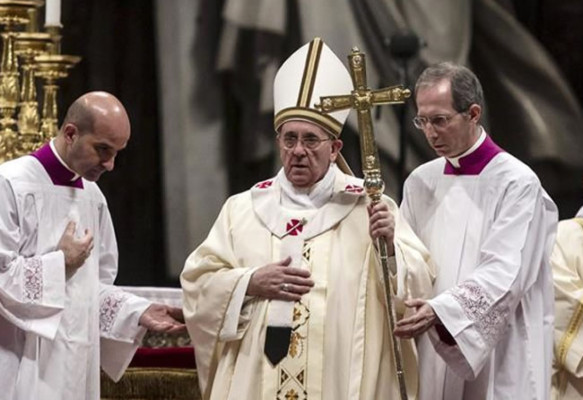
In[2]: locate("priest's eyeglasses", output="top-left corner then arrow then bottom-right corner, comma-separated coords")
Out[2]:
412,111 -> 465,130
279,134 -> 333,150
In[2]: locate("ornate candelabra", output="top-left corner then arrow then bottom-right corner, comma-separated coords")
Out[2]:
35,50 -> 79,142
15,30 -> 50,154
0,0 -> 80,162
0,1 -> 37,162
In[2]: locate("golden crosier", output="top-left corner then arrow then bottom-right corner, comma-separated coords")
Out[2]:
315,46 -> 411,400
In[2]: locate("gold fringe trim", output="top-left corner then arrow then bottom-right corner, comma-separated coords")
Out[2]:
100,368 -> 200,400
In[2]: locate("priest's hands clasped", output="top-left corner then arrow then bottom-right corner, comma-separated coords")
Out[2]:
57,220 -> 94,272
247,256 -> 315,301
367,201 -> 396,256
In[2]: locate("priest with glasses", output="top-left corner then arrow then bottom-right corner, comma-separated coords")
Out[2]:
395,62 -> 558,400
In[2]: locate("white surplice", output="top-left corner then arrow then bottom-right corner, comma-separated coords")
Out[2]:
551,218 -> 583,400
401,141 -> 558,400
181,165 -> 435,400
0,148 -> 151,400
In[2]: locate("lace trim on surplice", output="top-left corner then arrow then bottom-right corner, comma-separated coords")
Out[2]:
23,256 -> 43,303
100,291 -> 130,333
449,280 -> 509,345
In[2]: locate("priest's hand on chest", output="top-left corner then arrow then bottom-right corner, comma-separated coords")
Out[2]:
247,256 -> 314,302
57,221 -> 94,273
367,202 -> 395,256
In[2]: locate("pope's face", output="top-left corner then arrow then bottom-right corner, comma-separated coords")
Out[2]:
278,120 -> 343,188
415,79 -> 480,158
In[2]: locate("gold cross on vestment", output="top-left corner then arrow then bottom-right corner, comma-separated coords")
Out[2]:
315,47 -> 410,400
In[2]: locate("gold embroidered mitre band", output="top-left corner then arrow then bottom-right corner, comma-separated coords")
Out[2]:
273,37 -> 353,138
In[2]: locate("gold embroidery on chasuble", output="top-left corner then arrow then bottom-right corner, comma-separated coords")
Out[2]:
556,218 -> 583,395
276,241 -> 313,400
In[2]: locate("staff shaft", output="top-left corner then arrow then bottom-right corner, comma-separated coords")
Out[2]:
350,49 -> 409,400
315,46 -> 411,400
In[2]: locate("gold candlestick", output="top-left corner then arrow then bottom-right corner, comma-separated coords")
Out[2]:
0,31 -> 19,160
34,53 -> 80,140
0,1 -> 81,162
0,0 -> 43,162
0,0 -> 41,27
45,24 -> 61,54
14,31 -> 49,155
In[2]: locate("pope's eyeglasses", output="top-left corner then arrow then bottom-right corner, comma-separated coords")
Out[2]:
279,134 -> 333,150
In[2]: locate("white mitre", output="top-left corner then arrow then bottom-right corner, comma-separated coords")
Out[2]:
273,37 -> 354,174
273,37 -> 353,136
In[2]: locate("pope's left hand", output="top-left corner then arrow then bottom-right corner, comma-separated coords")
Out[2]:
139,304 -> 186,334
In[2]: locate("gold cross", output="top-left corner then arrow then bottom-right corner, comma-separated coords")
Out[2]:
315,47 -> 409,199
315,47 -> 410,400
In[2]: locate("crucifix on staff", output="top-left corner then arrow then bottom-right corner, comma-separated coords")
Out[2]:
316,46 -> 411,400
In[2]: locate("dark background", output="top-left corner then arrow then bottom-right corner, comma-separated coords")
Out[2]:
57,0 -> 583,286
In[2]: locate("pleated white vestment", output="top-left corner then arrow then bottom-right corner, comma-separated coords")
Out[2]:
0,143 -> 151,400
401,134 -> 558,400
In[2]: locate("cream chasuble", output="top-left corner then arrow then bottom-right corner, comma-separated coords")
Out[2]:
181,165 -> 435,400
552,218 -> 583,400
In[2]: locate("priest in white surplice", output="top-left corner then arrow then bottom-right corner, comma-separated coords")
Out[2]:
0,92 -> 185,400
181,38 -> 435,400
551,207 -> 583,400
394,62 -> 558,400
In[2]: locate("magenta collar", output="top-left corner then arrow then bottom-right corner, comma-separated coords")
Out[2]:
444,135 -> 504,175
31,143 -> 84,188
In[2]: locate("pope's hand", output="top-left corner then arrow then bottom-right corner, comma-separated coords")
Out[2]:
247,256 -> 314,301
139,304 -> 186,333
367,201 -> 395,256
